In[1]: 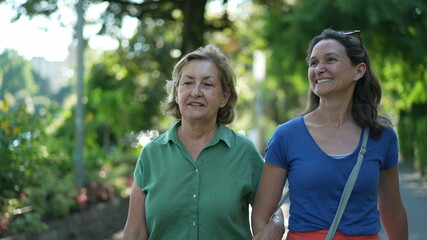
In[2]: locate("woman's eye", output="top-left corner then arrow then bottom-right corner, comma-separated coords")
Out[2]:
309,61 -> 317,67
203,82 -> 213,87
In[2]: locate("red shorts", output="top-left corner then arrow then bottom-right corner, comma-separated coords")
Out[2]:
287,230 -> 380,240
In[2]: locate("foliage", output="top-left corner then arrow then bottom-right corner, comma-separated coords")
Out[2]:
0,49 -> 39,99
84,15 -> 182,148
93,0 -> 212,53
414,114 -> 427,179
398,103 -> 427,178
0,48 -> 140,236
0,95 -> 74,235
0,48 -> 73,235
2,0 -> 232,54
0,93 -> 138,236
0,95 -> 47,198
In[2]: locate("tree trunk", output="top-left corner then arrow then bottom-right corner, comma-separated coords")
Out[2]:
181,0 -> 207,54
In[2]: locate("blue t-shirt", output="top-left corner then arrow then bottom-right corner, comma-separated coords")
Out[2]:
265,116 -> 398,235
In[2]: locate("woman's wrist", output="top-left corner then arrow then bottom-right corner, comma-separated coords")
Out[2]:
268,214 -> 285,229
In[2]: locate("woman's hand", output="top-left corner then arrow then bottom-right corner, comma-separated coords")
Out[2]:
252,220 -> 285,240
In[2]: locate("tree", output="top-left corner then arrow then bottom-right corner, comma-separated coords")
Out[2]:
1,0 -> 237,147
0,49 -> 38,99
98,0 -> 212,53
2,0 -> 232,53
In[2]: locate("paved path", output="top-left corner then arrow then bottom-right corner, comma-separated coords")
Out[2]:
397,166 -> 427,240
105,165 -> 427,240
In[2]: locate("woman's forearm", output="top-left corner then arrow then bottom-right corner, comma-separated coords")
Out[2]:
382,206 -> 408,240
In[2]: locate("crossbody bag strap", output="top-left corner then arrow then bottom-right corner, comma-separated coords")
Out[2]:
325,126 -> 370,240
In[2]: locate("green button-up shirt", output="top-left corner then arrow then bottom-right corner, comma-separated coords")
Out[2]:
134,121 -> 264,240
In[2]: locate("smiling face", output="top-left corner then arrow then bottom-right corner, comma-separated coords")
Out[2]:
175,60 -> 230,125
308,39 -> 365,98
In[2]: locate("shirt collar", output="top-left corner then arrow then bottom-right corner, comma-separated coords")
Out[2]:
161,121 -> 232,148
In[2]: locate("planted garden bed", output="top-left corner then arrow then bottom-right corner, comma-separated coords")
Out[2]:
0,197 -> 128,240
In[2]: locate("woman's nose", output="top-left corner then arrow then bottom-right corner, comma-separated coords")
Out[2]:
190,83 -> 202,97
315,63 -> 325,75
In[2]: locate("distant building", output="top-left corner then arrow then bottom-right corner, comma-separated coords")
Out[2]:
31,56 -> 73,93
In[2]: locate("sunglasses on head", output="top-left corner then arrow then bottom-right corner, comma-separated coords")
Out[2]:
342,30 -> 364,48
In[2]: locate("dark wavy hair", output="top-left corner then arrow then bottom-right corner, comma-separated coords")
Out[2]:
161,44 -> 237,124
303,29 -> 392,139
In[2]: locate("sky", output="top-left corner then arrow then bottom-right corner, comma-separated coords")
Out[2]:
0,2 -> 73,61
0,1 -> 244,62
0,1 -> 135,62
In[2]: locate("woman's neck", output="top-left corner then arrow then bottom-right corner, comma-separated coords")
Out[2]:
313,98 -> 354,128
179,120 -> 218,143
178,121 -> 219,160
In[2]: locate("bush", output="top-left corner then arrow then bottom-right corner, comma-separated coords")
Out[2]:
0,97 -> 44,234
0,95 -> 138,237
398,103 -> 427,179
0,96 -> 76,235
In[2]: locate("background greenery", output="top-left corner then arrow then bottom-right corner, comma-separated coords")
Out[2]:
1,0 -> 426,236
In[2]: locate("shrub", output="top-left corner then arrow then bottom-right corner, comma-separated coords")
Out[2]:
0,95 -> 138,237
0,97 -> 76,235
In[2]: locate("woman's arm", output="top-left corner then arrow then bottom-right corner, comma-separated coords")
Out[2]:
378,166 -> 408,240
252,162 -> 288,240
122,182 -> 149,240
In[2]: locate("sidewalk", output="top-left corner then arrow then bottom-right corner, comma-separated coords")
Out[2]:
397,165 -> 427,240
105,165 -> 427,240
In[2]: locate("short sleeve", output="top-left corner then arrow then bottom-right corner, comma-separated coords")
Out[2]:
265,126 -> 288,169
382,128 -> 399,170
133,149 -> 145,190
249,150 -> 264,200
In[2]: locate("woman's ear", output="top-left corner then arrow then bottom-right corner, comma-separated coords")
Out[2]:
354,62 -> 367,81
220,89 -> 231,108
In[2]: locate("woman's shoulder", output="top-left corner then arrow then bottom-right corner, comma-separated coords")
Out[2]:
140,129 -> 173,152
381,126 -> 397,133
224,125 -> 257,147
377,126 -> 398,141
275,116 -> 305,133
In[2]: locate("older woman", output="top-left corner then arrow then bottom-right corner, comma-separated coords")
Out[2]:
123,45 -> 269,239
252,29 -> 408,240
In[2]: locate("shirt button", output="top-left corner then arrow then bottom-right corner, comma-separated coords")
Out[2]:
192,221 -> 196,226
195,169 -> 198,173
193,194 -> 197,198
